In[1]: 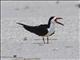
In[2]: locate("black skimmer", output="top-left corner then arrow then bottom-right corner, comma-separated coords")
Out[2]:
17,16 -> 64,44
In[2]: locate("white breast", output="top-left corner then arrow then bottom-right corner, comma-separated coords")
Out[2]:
45,22 -> 55,37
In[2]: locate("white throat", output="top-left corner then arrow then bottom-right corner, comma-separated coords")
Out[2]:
48,17 -> 56,32
45,21 -> 55,36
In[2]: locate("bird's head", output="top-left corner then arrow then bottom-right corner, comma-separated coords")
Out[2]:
50,16 -> 64,26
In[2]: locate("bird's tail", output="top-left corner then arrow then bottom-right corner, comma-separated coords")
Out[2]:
17,23 -> 25,26
17,22 -> 35,33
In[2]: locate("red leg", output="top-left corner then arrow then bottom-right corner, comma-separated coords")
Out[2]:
43,37 -> 45,44
47,37 -> 49,44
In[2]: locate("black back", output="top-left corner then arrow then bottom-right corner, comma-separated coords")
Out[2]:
24,24 -> 48,36
17,23 -> 48,36
34,24 -> 48,36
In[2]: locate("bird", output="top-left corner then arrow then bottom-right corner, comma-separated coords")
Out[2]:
17,16 -> 64,44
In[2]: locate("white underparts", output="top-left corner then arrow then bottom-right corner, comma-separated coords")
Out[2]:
45,21 -> 55,37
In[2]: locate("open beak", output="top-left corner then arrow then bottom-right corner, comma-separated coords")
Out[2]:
57,17 -> 63,19
55,17 -> 64,26
58,22 -> 64,26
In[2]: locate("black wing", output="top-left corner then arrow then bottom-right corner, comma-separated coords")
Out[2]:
17,23 -> 48,36
32,24 -> 48,36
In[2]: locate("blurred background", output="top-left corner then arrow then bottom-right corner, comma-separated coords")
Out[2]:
1,1 -> 79,60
